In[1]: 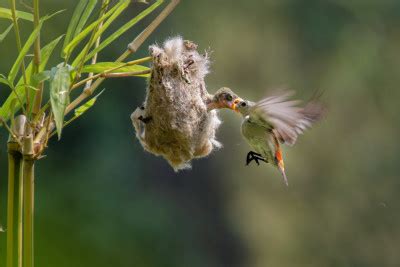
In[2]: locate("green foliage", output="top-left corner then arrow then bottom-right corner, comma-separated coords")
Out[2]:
7,21 -> 43,84
70,0 -> 131,66
0,36 -> 63,121
0,24 -> 13,42
62,0 -> 98,54
84,0 -> 163,62
49,64 -> 73,139
62,1 -> 128,59
81,62 -> 150,77
0,7 -> 33,21
74,89 -> 104,117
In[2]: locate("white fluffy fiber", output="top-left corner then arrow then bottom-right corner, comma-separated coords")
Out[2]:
131,37 -> 221,171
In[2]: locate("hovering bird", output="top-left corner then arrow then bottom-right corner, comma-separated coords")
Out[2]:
230,91 -> 325,186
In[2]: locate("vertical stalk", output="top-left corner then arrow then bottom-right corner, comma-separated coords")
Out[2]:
17,159 -> 23,267
6,142 -> 21,267
8,0 -> 29,111
22,158 -> 34,267
32,0 -> 43,115
22,135 -> 35,267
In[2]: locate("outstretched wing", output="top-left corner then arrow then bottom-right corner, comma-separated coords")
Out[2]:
249,91 -> 324,146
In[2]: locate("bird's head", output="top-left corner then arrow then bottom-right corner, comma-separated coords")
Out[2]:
233,99 -> 252,116
208,87 -> 243,110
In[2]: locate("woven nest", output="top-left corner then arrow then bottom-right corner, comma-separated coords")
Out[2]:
131,37 -> 221,171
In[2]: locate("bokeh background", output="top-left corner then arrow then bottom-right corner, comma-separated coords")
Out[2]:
1,0 -> 400,266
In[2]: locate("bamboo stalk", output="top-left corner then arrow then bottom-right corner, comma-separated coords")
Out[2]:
22,134 -> 35,267
8,0 -> 29,112
6,142 -> 21,267
32,0 -> 44,115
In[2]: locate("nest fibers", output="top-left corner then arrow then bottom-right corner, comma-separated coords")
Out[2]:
131,37 -> 221,171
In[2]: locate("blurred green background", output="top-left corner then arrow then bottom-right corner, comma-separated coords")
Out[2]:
1,0 -> 400,266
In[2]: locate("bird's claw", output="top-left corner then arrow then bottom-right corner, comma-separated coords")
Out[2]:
246,151 -> 267,166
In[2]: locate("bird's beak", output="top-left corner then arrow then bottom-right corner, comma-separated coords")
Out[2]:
230,97 -> 243,112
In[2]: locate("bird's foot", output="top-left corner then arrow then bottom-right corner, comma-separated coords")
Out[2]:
246,151 -> 267,166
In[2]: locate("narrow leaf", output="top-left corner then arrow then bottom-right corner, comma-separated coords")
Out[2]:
0,7 -> 33,21
7,21 -> 43,83
32,71 -> 51,84
62,1 -> 126,58
0,23 -> 13,42
85,0 -> 163,61
0,74 -> 13,88
50,64 -> 72,139
63,0 -> 90,51
74,89 -> 104,117
81,62 -> 149,74
74,0 -> 98,38
71,0 -> 130,66
0,35 -> 64,121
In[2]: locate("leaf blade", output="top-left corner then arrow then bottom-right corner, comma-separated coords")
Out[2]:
0,23 -> 13,42
7,21 -> 43,84
85,0 -> 163,62
0,7 -> 33,21
81,62 -> 149,74
50,64 -> 72,139
0,35 -> 64,121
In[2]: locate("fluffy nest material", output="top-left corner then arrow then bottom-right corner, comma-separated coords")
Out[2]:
131,37 -> 221,171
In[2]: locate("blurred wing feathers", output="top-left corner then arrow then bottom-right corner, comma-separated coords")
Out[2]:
249,92 -> 324,146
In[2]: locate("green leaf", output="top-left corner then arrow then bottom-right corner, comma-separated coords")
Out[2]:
0,35 -> 64,121
74,89 -> 104,117
0,23 -> 13,42
85,0 -> 163,62
0,74 -> 13,88
63,0 -> 97,52
32,71 -> 52,84
7,20 -> 43,84
62,1 -> 127,58
50,64 -> 73,139
0,7 -> 33,21
71,0 -> 130,66
74,0 -> 98,39
81,62 -> 150,76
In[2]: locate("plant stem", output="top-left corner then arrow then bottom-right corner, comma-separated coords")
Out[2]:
22,135 -> 35,267
8,0 -> 30,112
17,156 -> 23,267
32,0 -> 43,115
6,142 -> 21,267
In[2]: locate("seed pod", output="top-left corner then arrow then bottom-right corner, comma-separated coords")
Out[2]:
131,37 -> 221,171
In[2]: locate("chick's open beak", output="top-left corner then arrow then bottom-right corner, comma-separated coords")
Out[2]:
230,98 -> 243,111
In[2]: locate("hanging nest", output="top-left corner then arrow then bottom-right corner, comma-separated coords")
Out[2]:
131,37 -> 221,171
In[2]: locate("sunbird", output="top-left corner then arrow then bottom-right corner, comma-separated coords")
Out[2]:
224,90 -> 324,186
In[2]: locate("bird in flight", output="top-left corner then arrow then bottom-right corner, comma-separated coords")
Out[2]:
221,89 -> 325,186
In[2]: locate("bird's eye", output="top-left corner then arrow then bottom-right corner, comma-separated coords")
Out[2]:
240,102 -> 247,107
225,94 -> 233,101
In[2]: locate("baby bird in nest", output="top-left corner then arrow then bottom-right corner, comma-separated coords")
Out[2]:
131,37 -> 245,171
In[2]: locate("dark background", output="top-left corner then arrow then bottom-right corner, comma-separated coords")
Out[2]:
1,0 -> 400,266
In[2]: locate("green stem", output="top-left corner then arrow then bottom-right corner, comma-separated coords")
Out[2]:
22,157 -> 35,267
6,142 -> 21,267
17,154 -> 23,267
22,135 -> 35,267
32,0 -> 43,115
8,0 -> 30,112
